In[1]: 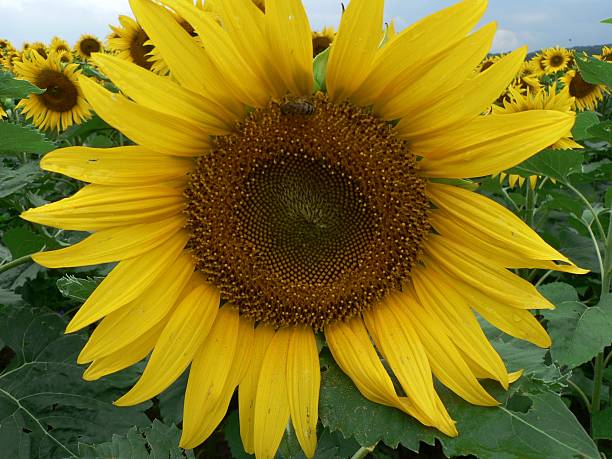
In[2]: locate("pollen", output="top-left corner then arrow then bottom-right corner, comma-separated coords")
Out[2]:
185,93 -> 430,329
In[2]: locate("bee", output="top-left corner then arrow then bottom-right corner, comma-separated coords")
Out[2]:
280,96 -> 316,116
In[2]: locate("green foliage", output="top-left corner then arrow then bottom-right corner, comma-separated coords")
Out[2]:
318,351 -> 600,459
0,71 -> 43,99
576,56 -> 612,87
313,47 -> 330,93
56,275 -> 102,302
506,148 -> 583,181
77,420 -> 194,459
2,226 -> 57,259
0,305 -> 150,458
0,122 -> 55,155
571,111 -> 600,141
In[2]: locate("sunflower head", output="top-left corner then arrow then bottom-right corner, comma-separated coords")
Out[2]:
476,54 -> 500,73
108,15 -> 156,70
561,68 -> 609,111
50,36 -> 71,55
312,27 -> 335,57
13,50 -> 91,131
595,45 -> 612,62
542,46 -> 573,74
22,0 -> 584,458
529,52 -> 547,76
0,38 -> 14,52
75,34 -> 104,59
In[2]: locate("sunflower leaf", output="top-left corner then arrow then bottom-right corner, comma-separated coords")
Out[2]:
2,226 -> 58,260
505,148 -> 583,182
76,420 -> 194,459
56,275 -> 103,302
319,349 -> 599,459
313,47 -> 330,93
571,111 -> 600,141
0,122 -> 55,155
0,71 -> 44,98
576,56 -> 612,87
541,296 -> 612,369
587,120 -> 612,143
0,304 -> 151,459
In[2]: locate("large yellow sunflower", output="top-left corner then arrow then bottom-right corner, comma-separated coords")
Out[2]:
561,69 -> 609,111
108,16 -> 156,71
75,34 -> 104,60
22,0 -> 584,457
13,51 -> 91,131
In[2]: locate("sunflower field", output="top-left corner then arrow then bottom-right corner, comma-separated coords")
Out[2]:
0,1 -> 611,458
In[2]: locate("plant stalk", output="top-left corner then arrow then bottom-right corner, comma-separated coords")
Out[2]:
0,254 -> 33,275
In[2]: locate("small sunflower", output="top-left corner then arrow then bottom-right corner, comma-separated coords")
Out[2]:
530,52 -> 547,76
312,27 -> 335,57
0,38 -> 14,52
30,41 -> 48,59
542,46 -> 572,73
595,45 -> 612,62
23,1 -> 584,458
50,36 -> 71,55
13,51 -> 91,131
108,16 -> 156,70
75,34 -> 103,60
476,54 -> 500,73
0,104 -> 6,119
561,69 -> 609,111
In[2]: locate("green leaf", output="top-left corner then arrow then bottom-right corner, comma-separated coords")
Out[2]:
0,287 -> 22,305
224,411 -> 254,459
541,297 -> 612,368
56,275 -> 102,302
2,226 -> 57,259
0,122 -> 55,155
538,282 -> 579,305
319,350 -> 599,459
0,305 -> 150,458
575,56 -> 612,87
592,407 -> 612,440
0,161 -> 42,199
506,149 -> 583,182
77,420 -> 194,458
0,71 -> 43,98
587,120 -> 612,143
571,111 -> 599,141
313,47 -> 330,93
602,17 -> 612,24
61,115 -> 113,141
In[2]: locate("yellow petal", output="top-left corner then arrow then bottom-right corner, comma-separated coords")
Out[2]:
372,22 -> 496,120
215,0 -> 285,99
326,0 -> 384,102
160,0 -> 270,108
418,111 -> 576,178
390,290 -> 498,406
239,324 -> 275,454
181,307 -> 253,448
40,146 -> 194,186
428,183 -> 583,269
396,47 -> 527,141
254,327 -> 292,459
83,321 -> 164,381
80,77 -> 211,157
363,296 -> 456,434
354,0 -> 488,112
114,279 -> 220,406
66,232 -> 189,333
77,252 -> 193,362
425,234 -> 555,311
412,264 -> 509,387
91,53 -> 234,133
21,183 -> 185,231
287,327 -> 319,458
33,217 -> 184,268
430,210 -> 587,274
128,0 -> 243,116
265,0 -> 313,96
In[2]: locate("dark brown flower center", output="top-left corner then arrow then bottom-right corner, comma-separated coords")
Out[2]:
569,72 -> 596,99
313,36 -> 333,57
36,69 -> 78,112
185,94 -> 430,329
79,38 -> 101,57
130,28 -> 154,70
480,60 -> 495,72
549,54 -> 564,67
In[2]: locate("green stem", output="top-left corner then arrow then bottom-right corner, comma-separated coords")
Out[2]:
534,269 -> 555,288
564,182 -> 606,241
0,254 -> 33,274
351,444 -> 378,459
525,182 -> 536,229
567,379 -> 591,414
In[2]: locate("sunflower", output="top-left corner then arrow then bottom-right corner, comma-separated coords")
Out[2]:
561,69 -> 609,111
476,54 -> 500,73
30,41 -> 48,59
108,16 -> 156,70
13,51 -> 91,131
0,38 -> 14,52
75,34 -> 103,60
50,36 -> 71,55
530,52 -> 547,76
595,45 -> 612,62
0,104 -> 6,119
541,46 -> 573,73
23,0 -> 584,457
312,27 -> 335,57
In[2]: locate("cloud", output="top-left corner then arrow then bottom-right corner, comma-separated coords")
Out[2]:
492,29 -> 521,53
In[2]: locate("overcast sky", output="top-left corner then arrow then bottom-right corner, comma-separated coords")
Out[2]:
0,0 -> 610,53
